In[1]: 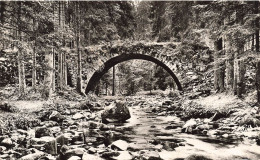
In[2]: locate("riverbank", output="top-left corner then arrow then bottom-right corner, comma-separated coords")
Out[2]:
0,91 -> 260,159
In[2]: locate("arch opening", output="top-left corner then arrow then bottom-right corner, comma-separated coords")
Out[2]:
85,54 -> 182,94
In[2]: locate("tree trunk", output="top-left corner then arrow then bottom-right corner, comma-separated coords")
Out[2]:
214,39 -> 225,92
76,48 -> 82,93
58,52 -> 63,90
225,41 -> 234,92
43,52 -> 53,99
106,82 -> 108,95
256,61 -> 260,103
63,53 -> 67,86
52,49 -> 55,91
52,3 -> 55,92
255,1 -> 260,104
76,2 -> 82,94
234,58 -> 246,98
17,2 -> 26,97
112,66 -> 115,96
32,45 -> 36,89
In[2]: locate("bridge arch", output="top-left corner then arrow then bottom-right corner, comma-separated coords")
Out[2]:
85,54 -> 182,94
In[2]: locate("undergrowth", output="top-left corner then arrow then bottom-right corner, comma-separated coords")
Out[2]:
0,112 -> 41,133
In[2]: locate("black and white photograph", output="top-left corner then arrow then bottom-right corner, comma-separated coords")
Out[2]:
0,0 -> 260,159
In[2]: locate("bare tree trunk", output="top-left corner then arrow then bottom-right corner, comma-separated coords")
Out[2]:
52,49 -> 55,91
76,45 -> 82,93
234,56 -> 246,98
255,1 -> 260,104
106,82 -> 108,95
17,2 -> 26,98
63,53 -> 67,86
214,39 -> 225,92
42,52 -> 53,99
52,4 -> 55,92
256,61 -> 260,102
18,50 -> 26,97
225,40 -> 234,93
112,66 -> 115,96
32,45 -> 36,89
58,52 -> 63,90
76,2 -> 82,94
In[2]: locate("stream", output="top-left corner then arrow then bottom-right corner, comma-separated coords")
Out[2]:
101,97 -> 260,160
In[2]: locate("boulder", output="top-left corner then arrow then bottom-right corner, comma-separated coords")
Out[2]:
30,136 -> 57,155
101,151 -> 120,159
88,147 -> 97,154
88,121 -> 100,129
49,111 -> 64,122
82,152 -> 102,160
182,119 -> 197,133
0,138 -> 13,148
257,138 -> 260,145
72,113 -> 84,120
65,148 -> 87,158
162,141 -> 178,151
68,156 -> 81,160
59,145 -> 87,159
185,154 -> 213,160
141,150 -> 162,160
50,126 -> 61,136
40,121 -> 59,128
80,101 -> 102,111
111,140 -> 129,151
0,146 -> 7,152
20,150 -> 45,160
35,126 -> 52,138
56,134 -> 69,150
256,133 -> 260,145
101,101 -> 131,123
113,151 -> 132,160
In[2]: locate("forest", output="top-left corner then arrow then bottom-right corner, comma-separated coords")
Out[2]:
1,1 -> 260,159
1,1 -> 260,101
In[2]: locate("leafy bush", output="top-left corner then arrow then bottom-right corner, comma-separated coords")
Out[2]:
0,102 -> 18,112
239,117 -> 260,127
1,113 -> 41,132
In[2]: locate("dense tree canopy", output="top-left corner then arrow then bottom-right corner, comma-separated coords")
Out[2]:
1,1 -> 260,99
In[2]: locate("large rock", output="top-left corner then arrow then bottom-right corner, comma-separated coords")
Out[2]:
111,140 -> 129,151
49,111 -> 64,123
20,149 -> 45,160
30,136 -> 57,155
72,113 -> 85,120
141,150 -> 162,160
257,133 -> 260,145
185,154 -> 213,160
82,152 -> 102,160
182,119 -> 197,134
101,101 -> 131,123
0,138 -> 13,148
35,126 -> 52,138
113,151 -> 132,160
68,156 -> 81,160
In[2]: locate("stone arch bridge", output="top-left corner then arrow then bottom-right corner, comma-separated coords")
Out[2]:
73,41 -> 191,94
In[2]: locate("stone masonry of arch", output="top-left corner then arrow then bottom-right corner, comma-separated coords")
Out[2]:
73,41 -> 186,94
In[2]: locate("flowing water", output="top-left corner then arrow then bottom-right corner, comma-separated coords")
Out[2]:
106,101 -> 260,160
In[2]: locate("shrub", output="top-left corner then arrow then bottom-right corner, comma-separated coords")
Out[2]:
0,102 -> 18,112
1,113 -> 41,132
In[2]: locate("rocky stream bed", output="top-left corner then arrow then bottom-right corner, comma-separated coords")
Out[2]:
0,95 -> 260,160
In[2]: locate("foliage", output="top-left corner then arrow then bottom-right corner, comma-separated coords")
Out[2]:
0,102 -> 19,112
1,112 -> 40,132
